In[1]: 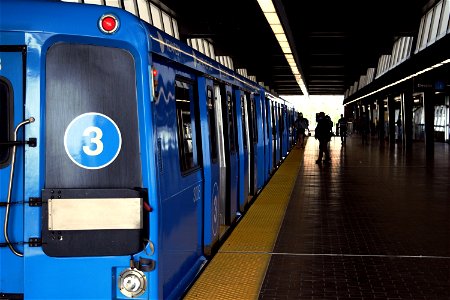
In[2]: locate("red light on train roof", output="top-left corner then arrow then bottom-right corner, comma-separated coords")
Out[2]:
152,68 -> 158,77
99,14 -> 119,34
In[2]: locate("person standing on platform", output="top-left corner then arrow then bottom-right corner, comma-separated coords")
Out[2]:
338,114 -> 348,145
315,112 -> 332,164
295,112 -> 309,148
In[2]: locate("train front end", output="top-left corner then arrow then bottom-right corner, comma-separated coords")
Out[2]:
0,1 -> 160,299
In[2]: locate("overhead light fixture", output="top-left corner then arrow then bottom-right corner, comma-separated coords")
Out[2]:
256,0 -> 309,97
279,41 -> 289,48
275,34 -> 287,42
281,47 -> 291,54
258,0 -> 276,12
264,12 -> 280,24
270,24 -> 284,34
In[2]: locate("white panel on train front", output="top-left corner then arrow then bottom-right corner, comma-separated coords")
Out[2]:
48,198 -> 143,230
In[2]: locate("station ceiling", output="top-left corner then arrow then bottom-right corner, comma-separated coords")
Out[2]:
159,0 -> 434,96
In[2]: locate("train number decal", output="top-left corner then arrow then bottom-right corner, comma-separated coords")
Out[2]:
64,112 -> 122,169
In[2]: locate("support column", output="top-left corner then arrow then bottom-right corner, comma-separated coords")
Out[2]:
402,91 -> 413,150
424,90 -> 435,156
388,94 -> 396,146
378,97 -> 385,142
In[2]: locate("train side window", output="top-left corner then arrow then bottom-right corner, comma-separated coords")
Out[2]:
250,98 -> 258,143
175,78 -> 200,173
227,92 -> 237,153
266,100 -> 270,138
0,78 -> 12,168
207,87 -> 218,162
279,106 -> 284,133
271,103 -> 276,136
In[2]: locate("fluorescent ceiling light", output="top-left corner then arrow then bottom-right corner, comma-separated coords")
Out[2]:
264,12 -> 280,25
275,34 -> 287,42
257,0 -> 309,97
284,54 -> 293,60
279,41 -> 289,48
270,24 -> 284,34
281,47 -> 291,54
287,58 -> 295,64
257,0 -> 276,13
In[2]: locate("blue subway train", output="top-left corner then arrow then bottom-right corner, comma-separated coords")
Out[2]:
0,1 -> 297,299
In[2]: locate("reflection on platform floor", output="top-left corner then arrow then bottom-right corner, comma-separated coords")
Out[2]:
259,136 -> 450,299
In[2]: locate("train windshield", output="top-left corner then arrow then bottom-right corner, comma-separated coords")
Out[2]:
0,78 -> 12,167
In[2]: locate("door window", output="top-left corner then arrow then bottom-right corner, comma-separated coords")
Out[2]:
175,78 -> 201,173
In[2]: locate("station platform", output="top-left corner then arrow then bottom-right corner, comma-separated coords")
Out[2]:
184,136 -> 450,300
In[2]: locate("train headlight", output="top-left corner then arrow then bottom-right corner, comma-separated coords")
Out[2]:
118,268 -> 147,298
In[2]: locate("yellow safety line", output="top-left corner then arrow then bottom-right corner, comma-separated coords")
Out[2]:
185,145 -> 304,300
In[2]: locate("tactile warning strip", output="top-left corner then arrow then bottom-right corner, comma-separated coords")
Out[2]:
184,145 -> 304,299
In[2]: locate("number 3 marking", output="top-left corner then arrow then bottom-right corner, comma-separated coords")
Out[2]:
83,126 -> 104,156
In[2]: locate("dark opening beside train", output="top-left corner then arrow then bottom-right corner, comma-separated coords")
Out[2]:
0,1 -> 298,298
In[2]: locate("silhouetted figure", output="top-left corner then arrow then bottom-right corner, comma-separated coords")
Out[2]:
338,114 -> 347,144
315,112 -> 332,164
295,112 -> 309,148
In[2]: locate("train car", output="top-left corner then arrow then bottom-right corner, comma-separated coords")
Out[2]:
0,1 -> 296,299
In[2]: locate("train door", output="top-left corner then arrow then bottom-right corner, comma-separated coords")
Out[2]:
247,94 -> 258,195
200,79 -> 220,255
262,97 -> 271,182
216,83 -> 238,229
265,98 -> 273,176
238,92 -> 250,211
152,61 -> 204,297
254,93 -> 265,190
276,103 -> 283,164
281,104 -> 287,157
224,86 -> 239,224
271,101 -> 277,169
0,46 -> 27,294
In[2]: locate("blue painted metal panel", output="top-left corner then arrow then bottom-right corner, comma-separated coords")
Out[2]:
0,49 -> 25,294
